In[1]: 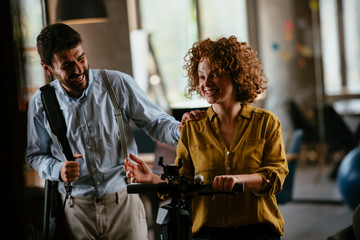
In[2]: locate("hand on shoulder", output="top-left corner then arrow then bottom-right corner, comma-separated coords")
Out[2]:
178,110 -> 206,132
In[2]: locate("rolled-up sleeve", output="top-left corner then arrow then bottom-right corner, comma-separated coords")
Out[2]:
254,120 -> 288,197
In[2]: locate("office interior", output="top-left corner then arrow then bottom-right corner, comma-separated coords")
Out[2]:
2,0 -> 360,239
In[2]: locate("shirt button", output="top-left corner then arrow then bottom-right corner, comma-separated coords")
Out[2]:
226,151 -> 230,155
97,181 -> 100,185
227,167 -> 231,171
87,146 -> 92,150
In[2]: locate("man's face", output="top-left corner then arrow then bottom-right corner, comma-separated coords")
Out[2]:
42,43 -> 89,98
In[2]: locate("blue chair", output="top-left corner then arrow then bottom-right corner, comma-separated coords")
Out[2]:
276,129 -> 304,204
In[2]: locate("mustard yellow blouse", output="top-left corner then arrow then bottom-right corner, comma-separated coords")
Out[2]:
175,104 -> 288,235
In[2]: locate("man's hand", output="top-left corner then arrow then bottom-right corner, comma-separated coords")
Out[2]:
178,110 -> 206,132
60,153 -> 82,183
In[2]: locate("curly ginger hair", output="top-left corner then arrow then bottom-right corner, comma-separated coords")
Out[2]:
183,36 -> 267,104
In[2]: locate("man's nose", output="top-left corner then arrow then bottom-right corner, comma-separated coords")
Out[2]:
73,60 -> 83,73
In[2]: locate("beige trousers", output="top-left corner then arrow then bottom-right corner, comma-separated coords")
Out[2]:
60,189 -> 148,240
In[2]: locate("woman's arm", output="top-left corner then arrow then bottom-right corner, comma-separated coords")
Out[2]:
212,173 -> 268,192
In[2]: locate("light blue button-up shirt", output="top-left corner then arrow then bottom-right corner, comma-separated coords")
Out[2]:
27,69 -> 180,197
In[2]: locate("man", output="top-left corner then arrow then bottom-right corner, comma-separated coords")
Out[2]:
27,23 -> 195,239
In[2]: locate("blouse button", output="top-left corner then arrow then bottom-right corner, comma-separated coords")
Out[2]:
226,151 -> 230,155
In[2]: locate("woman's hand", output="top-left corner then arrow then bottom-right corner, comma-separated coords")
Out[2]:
212,175 -> 241,192
212,174 -> 264,192
124,153 -> 154,183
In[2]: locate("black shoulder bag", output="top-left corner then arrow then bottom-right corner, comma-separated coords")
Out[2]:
40,84 -> 74,240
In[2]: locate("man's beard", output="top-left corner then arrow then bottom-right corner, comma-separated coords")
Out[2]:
65,67 -> 89,94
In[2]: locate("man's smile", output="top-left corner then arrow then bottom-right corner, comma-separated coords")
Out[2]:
70,73 -> 85,84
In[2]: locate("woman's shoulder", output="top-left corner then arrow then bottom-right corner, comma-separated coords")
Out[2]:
182,108 -> 210,132
249,105 -> 280,122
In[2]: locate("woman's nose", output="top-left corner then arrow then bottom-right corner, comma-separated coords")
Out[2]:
202,77 -> 212,85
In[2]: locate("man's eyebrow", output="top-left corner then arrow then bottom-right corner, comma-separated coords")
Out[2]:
78,52 -> 86,58
61,60 -> 72,68
61,52 -> 86,68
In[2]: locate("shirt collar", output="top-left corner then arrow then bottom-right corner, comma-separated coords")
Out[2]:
239,104 -> 252,119
207,103 -> 253,121
207,107 -> 217,122
83,68 -> 93,97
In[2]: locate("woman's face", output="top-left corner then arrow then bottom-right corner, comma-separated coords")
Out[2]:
198,58 -> 235,105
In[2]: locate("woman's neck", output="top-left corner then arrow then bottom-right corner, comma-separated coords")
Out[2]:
212,101 -> 242,123
212,101 -> 242,148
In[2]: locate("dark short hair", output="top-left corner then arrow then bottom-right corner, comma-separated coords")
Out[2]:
36,23 -> 82,66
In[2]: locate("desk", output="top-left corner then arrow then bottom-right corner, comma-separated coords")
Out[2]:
333,99 -> 360,134
333,99 -> 360,116
171,99 -> 210,121
138,153 -> 155,168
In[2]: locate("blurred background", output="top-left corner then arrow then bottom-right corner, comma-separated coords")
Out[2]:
2,0 -> 360,239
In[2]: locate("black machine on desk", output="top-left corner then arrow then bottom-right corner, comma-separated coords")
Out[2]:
127,157 -> 245,240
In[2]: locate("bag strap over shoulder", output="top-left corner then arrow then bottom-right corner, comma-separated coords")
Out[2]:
40,84 -> 72,240
100,69 -> 128,160
40,84 -> 75,162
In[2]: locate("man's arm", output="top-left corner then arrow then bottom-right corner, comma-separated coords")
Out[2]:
113,72 -> 180,146
107,70 -> 205,147
27,93 -> 65,181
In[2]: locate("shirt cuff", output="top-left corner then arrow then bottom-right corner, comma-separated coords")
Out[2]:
176,127 -> 181,139
51,161 -> 64,181
253,171 -> 279,197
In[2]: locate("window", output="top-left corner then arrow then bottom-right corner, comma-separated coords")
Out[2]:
319,0 -> 341,94
199,0 -> 248,41
320,0 -> 360,95
136,0 -> 248,108
19,0 -> 45,110
139,0 -> 198,106
343,0 -> 360,93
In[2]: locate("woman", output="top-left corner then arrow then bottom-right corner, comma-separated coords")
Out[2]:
125,36 -> 288,240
